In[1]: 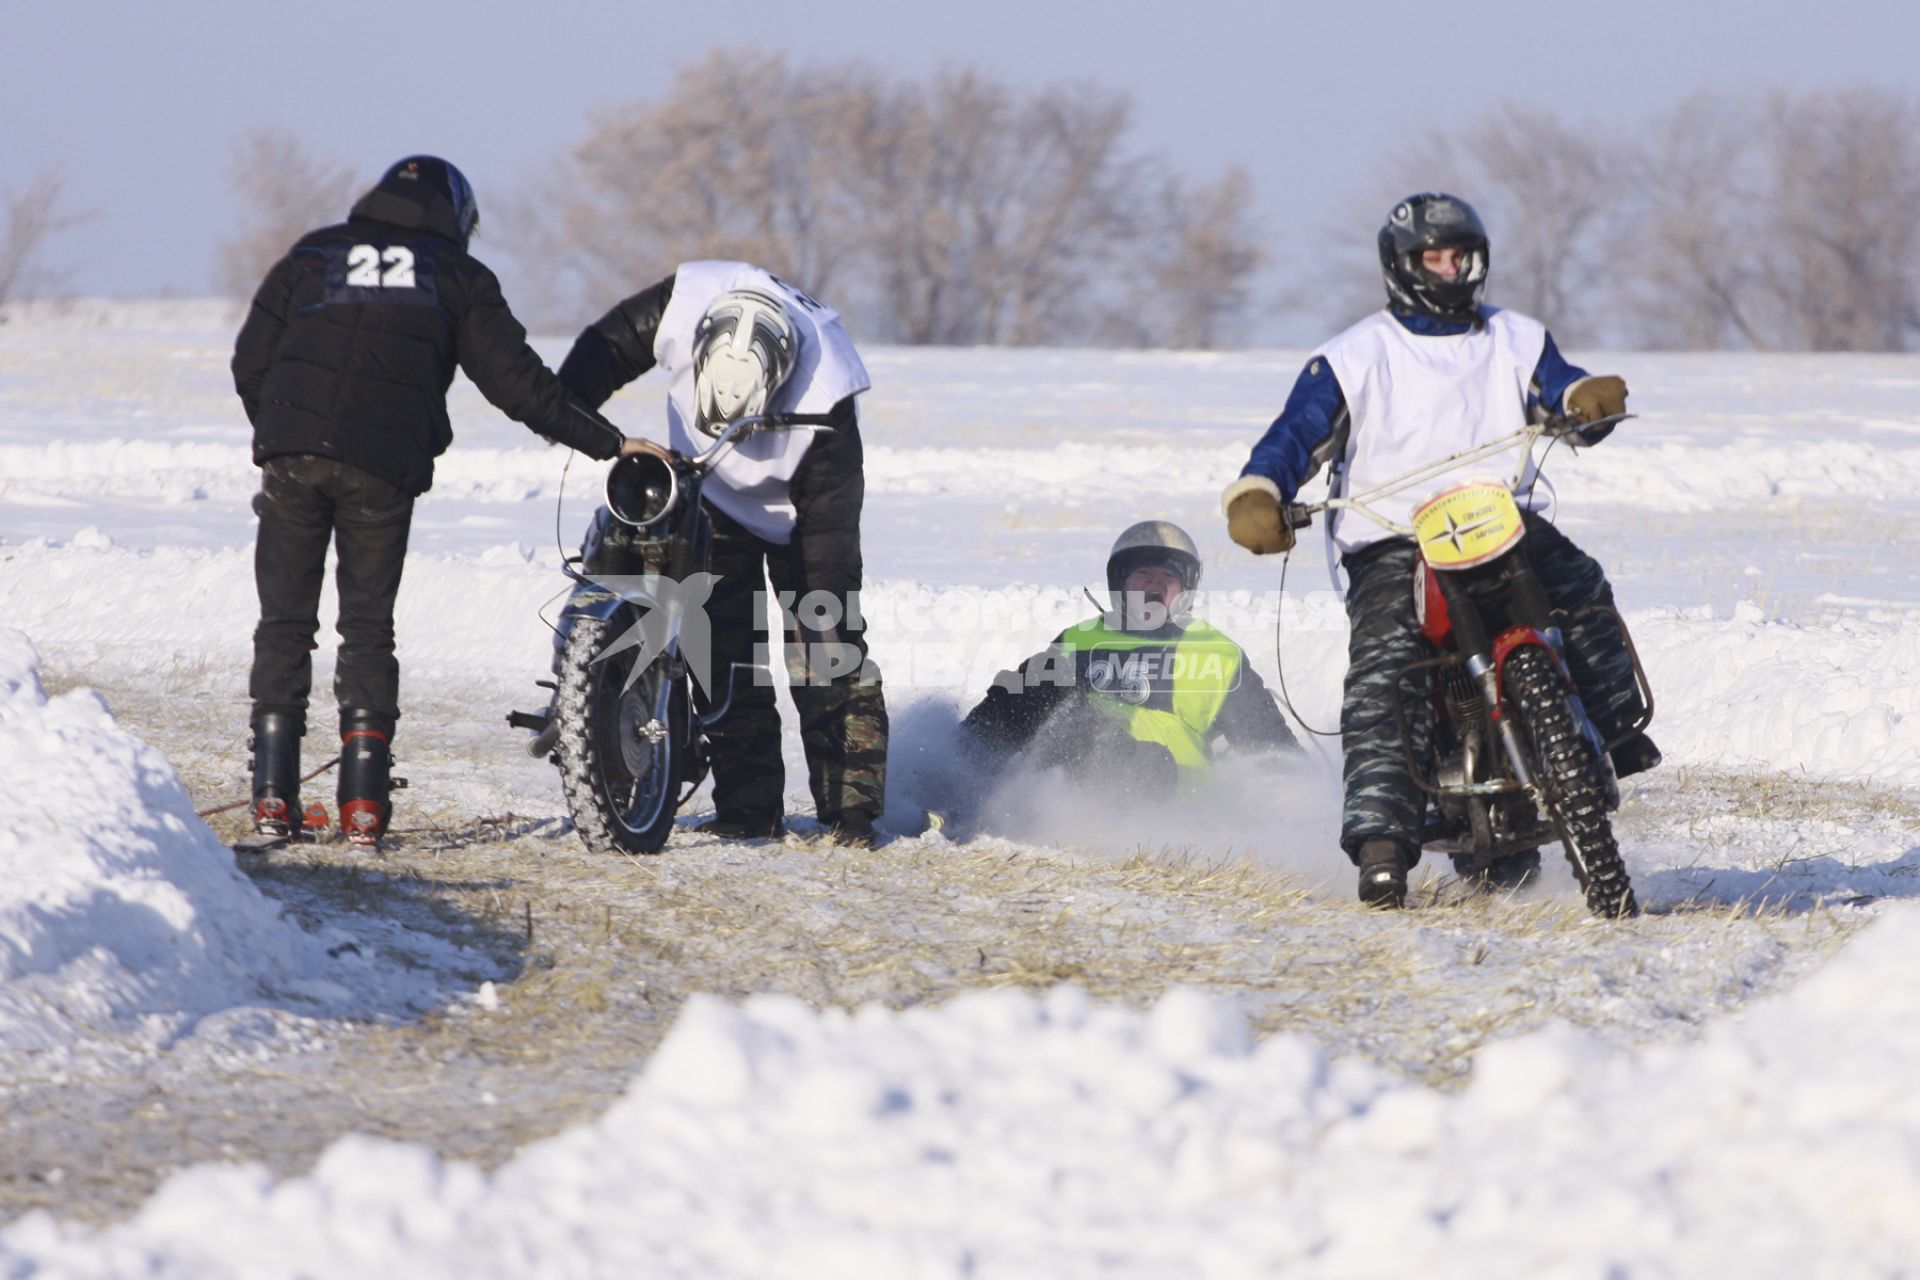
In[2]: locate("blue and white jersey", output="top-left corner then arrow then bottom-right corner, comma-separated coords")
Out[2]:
654,260 -> 871,543
1234,307 -> 1589,554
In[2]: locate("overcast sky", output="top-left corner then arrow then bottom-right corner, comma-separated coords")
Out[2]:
7,0 -> 1916,336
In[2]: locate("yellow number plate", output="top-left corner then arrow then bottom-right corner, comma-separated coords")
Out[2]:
1410,480 -> 1526,570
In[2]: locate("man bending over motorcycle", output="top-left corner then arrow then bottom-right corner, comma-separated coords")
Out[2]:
556,262 -> 887,846
958,521 -> 1301,809
1221,193 -> 1659,908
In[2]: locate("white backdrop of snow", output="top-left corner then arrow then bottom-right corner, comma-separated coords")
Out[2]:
3,301 -> 1919,1272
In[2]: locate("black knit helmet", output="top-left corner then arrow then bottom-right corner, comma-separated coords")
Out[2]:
370,155 -> 480,247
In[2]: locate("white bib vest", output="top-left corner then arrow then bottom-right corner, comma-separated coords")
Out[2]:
654,260 -> 871,543
1320,308 -> 1550,553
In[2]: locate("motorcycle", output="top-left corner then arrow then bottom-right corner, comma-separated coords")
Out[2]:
509,413 -> 834,854
1286,414 -> 1652,917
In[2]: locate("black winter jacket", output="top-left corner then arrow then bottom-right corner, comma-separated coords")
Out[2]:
232,183 -> 624,496
555,274 -> 677,406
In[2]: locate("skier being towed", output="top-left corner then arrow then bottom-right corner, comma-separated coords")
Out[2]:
958,520 -> 1301,811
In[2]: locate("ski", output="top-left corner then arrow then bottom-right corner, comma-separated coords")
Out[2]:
231,832 -> 290,855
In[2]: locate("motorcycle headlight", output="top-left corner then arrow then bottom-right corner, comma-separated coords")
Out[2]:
605,455 -> 679,528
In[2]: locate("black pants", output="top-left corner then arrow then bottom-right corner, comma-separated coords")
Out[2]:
699,501 -> 888,826
1338,515 -> 1644,862
249,455 -> 413,734
697,414 -> 887,825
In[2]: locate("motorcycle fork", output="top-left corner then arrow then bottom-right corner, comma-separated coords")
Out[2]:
1435,563 -> 1543,791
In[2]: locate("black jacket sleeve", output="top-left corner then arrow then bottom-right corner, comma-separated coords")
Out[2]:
452,261 -> 626,460
1212,658 -> 1302,756
558,274 -> 677,409
231,253 -> 298,424
961,637 -> 1078,757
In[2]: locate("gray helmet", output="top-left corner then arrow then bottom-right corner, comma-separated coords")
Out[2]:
691,288 -> 799,438
1106,521 -> 1201,626
1378,192 -> 1489,320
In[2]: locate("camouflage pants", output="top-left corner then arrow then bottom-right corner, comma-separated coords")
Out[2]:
1339,515 -> 1645,862
699,505 -> 889,827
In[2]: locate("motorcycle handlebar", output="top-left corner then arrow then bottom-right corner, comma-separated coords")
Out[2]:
1283,413 -> 1639,526
1543,410 -> 1635,441
686,412 -> 839,468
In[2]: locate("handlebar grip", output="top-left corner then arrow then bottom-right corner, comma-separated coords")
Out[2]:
1283,503 -> 1315,530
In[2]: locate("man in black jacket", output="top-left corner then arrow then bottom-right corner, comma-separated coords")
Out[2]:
232,154 -> 647,849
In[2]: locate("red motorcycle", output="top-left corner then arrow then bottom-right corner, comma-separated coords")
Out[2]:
1288,415 -> 1652,917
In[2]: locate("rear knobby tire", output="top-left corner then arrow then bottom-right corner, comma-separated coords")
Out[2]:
554,615 -> 684,854
1505,646 -> 1639,918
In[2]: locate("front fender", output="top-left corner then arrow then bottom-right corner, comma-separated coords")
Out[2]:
558,585 -> 644,626
1491,626 -> 1568,696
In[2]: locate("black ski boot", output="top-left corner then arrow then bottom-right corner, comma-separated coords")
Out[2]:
1357,839 -> 1410,909
249,710 -> 303,839
338,709 -> 394,852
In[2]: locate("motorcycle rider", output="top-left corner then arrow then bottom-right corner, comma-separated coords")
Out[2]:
232,155 -> 650,850
959,521 -> 1300,802
555,262 -> 887,846
1220,193 -> 1658,908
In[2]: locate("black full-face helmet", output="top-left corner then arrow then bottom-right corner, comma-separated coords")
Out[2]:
1378,193 -> 1489,320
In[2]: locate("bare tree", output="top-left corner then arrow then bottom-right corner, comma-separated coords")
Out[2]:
1462,109 -> 1621,344
1631,94 -> 1782,350
850,73 -> 1149,345
1133,168 -> 1265,348
1298,104 -> 1621,345
1630,89 -> 1920,351
519,55 -> 1262,348
215,128 -> 359,298
0,168 -> 93,319
531,51 -> 872,322
1760,89 -> 1920,351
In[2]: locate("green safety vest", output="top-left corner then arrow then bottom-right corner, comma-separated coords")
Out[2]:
1057,616 -> 1245,789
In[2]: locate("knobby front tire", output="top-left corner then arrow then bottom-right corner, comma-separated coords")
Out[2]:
1505,645 -> 1639,918
554,615 -> 684,855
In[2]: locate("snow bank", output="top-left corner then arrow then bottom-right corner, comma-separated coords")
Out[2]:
10,908 -> 1917,1277
0,629 -> 497,1066
1636,601 -> 1920,788
0,629 -> 301,1058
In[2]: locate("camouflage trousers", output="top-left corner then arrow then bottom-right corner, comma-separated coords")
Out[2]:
699,507 -> 889,827
1339,515 -> 1646,863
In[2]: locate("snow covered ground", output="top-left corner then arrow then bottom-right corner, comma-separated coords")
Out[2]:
2,300 -> 1918,1274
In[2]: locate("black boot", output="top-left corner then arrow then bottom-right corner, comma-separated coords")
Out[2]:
1357,839 -> 1410,909
824,811 -> 879,849
249,710 -> 303,838
338,709 -> 393,851
694,814 -> 786,840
